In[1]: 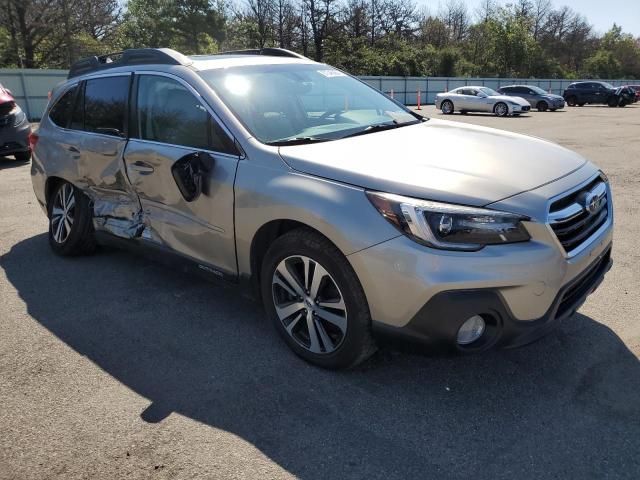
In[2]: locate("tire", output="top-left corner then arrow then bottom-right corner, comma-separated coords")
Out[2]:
493,102 -> 508,117
607,97 -> 618,107
577,103 -> 585,107
14,151 -> 31,162
261,228 -> 376,369
566,96 -> 577,106
536,101 -> 548,112
47,181 -> 97,256
441,100 -> 454,115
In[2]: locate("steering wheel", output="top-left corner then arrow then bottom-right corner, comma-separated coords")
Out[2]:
318,108 -> 345,121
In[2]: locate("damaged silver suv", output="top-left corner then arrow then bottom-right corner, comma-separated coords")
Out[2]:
31,48 -> 613,369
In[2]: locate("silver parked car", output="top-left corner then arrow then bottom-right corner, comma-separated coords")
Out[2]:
498,85 -> 565,111
31,48 -> 613,369
435,86 -> 531,116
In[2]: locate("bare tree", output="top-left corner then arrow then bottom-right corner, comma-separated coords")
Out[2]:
303,0 -> 339,61
246,0 -> 275,48
439,0 -> 469,42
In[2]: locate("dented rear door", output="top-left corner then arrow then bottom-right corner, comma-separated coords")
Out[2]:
77,74 -> 144,238
123,72 -> 240,279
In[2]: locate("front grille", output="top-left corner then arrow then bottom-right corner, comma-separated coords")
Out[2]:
522,106 -> 530,111
548,176 -> 609,255
556,248 -> 611,318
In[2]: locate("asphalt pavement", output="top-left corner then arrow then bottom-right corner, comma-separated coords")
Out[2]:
1,104 -> 639,479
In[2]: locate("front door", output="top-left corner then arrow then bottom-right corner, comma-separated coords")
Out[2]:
123,73 -> 241,278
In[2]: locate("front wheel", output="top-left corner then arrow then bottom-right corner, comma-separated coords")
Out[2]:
493,102 -> 508,117
441,100 -> 454,115
608,97 -> 618,107
261,228 -> 376,369
566,96 -> 577,106
48,182 -> 96,256
536,101 -> 548,112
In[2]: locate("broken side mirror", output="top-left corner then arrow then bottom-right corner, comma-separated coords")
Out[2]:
171,152 -> 214,202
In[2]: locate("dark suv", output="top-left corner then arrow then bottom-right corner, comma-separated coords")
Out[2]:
563,81 -> 624,107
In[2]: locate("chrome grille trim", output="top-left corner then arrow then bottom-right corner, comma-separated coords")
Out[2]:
547,175 -> 611,257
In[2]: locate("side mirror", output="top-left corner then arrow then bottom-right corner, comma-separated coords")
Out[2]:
171,152 -> 214,202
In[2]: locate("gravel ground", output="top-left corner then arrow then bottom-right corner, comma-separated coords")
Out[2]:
1,105 -> 639,480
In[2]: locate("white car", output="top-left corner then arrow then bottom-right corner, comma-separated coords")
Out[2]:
435,86 -> 531,117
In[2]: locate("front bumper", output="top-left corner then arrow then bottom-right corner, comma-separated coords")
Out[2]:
371,246 -> 611,351
511,104 -> 530,113
347,172 -> 614,351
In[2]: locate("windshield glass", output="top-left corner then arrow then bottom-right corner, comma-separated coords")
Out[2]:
528,85 -> 548,95
600,81 -> 615,89
479,87 -> 499,96
198,64 -> 419,144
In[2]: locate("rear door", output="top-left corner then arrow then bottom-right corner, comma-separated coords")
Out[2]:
123,72 -> 240,278
75,74 -> 143,237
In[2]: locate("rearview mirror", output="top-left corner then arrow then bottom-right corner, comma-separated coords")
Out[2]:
171,152 -> 214,202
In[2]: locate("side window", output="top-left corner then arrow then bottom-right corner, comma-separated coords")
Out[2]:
136,75 -> 237,154
49,86 -> 77,128
84,76 -> 129,137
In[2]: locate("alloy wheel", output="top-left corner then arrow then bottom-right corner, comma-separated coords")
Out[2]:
442,101 -> 453,114
495,103 -> 508,116
272,255 -> 347,355
51,184 -> 75,244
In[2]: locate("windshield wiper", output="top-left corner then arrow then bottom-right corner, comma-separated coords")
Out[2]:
266,137 -> 330,146
340,120 -> 418,139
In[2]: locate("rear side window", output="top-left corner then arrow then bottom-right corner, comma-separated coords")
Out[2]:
83,76 -> 129,137
49,86 -> 77,128
135,75 -> 237,154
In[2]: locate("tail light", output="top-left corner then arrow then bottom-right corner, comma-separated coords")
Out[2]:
28,132 -> 39,150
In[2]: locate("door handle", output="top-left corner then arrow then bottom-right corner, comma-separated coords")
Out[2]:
129,161 -> 155,174
67,145 -> 80,153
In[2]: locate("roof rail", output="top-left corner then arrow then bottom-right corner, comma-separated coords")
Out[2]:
68,48 -> 193,79
217,48 -> 307,60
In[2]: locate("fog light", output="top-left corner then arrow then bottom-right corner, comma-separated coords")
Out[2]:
457,315 -> 485,345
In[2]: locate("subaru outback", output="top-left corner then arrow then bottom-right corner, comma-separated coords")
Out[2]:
31,48 -> 613,369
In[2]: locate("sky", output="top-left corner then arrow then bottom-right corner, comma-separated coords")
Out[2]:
415,0 -> 640,36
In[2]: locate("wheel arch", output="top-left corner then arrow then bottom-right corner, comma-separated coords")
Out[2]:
44,176 -> 67,216
247,219 -> 342,300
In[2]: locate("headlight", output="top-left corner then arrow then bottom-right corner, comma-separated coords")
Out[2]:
13,106 -> 26,126
366,191 -> 530,251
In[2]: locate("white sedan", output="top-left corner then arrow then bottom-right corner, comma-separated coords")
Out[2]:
435,86 -> 531,117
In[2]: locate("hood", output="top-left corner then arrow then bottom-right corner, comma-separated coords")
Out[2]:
489,95 -> 530,106
278,119 -> 588,206
543,94 -> 564,101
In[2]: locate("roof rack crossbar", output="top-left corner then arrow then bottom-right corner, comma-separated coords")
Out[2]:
216,48 -> 307,59
67,48 -> 193,79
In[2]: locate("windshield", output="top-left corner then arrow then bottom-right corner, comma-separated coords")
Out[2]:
479,87 -> 499,96
528,85 -> 548,95
198,64 -> 419,144
600,82 -> 615,89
